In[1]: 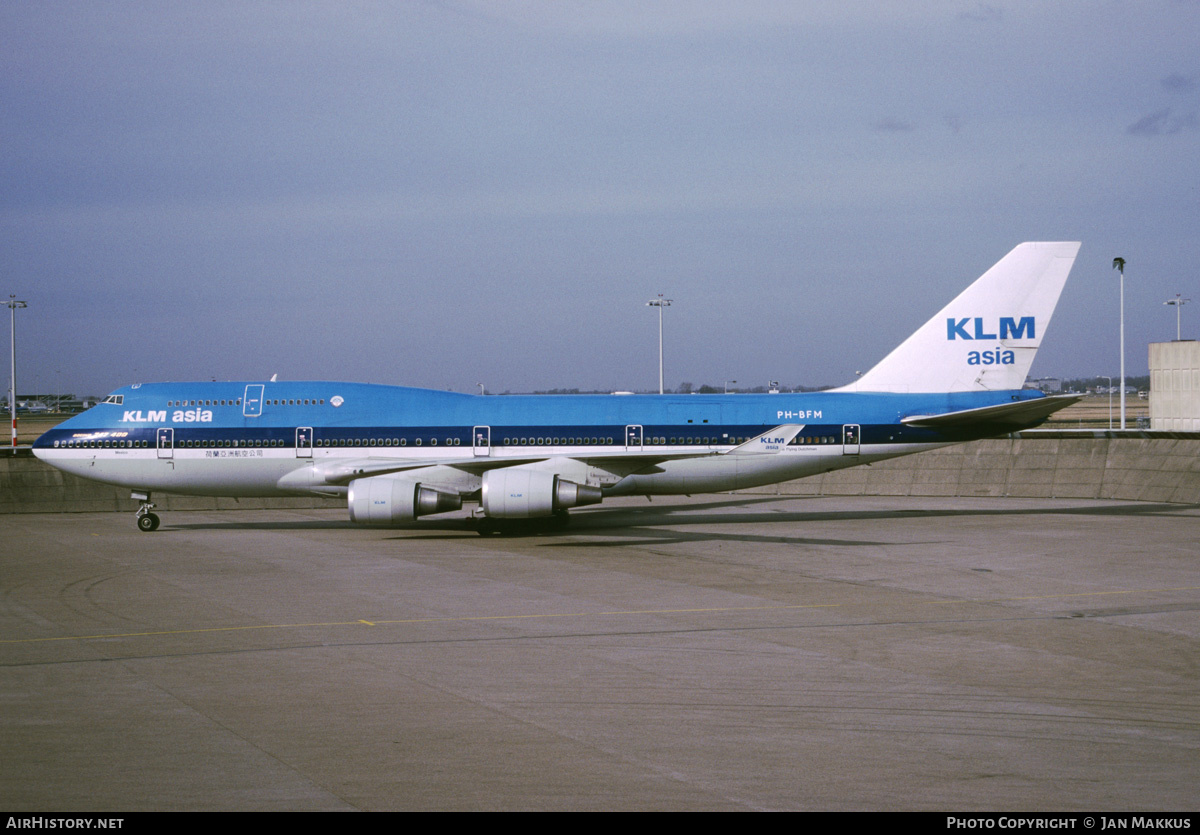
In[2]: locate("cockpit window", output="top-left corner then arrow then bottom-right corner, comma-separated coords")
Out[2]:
103,394 -> 124,405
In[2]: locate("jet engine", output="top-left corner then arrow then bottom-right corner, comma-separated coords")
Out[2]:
481,469 -> 602,518
348,476 -> 462,525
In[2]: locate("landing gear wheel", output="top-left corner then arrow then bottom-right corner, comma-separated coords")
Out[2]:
133,492 -> 160,532
137,513 -> 160,532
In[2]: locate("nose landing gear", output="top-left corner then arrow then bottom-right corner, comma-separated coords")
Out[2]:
132,491 -> 160,532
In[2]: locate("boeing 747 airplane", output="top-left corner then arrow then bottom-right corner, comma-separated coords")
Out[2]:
35,242 -> 1082,532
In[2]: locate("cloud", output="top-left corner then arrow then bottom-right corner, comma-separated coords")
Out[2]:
873,118 -> 915,133
1160,73 -> 1197,94
1127,108 -> 1197,136
958,4 -> 1003,23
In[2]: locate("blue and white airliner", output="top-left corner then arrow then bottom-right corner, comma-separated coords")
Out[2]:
35,242 -> 1081,532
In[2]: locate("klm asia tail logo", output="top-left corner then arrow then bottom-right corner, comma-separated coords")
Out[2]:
947,317 -> 1035,367
946,317 -> 1035,341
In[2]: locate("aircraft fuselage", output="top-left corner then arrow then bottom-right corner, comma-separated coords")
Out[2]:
35,382 -> 1047,500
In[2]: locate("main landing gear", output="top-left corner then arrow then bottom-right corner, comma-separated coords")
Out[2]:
132,491 -> 160,532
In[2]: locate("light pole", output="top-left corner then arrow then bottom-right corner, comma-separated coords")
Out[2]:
6,295 -> 28,454
646,295 -> 672,395
724,380 -> 736,394
1164,295 -> 1190,341
1112,257 -> 1127,429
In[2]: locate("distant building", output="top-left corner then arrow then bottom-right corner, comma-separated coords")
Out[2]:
1149,341 -> 1200,431
1027,377 -> 1063,393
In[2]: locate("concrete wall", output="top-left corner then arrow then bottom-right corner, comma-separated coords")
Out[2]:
0,452 -> 341,514
4,433 -> 1200,513
743,433 -> 1200,504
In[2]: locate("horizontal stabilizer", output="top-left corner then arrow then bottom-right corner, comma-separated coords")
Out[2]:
901,394 -> 1081,430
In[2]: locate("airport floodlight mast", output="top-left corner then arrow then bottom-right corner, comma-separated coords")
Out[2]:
646,295 -> 672,395
1164,294 -> 1191,341
6,295 -> 28,454
1112,257 -> 1127,430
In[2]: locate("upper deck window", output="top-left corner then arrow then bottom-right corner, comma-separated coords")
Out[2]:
103,394 -> 124,405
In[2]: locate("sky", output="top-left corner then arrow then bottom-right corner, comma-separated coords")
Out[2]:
2,1 -> 1197,397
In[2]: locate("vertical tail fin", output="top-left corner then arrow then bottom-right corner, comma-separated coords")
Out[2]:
839,242 -> 1081,393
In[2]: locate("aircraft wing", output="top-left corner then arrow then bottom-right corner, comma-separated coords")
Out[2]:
900,394 -> 1081,430
310,448 -> 721,487
296,425 -> 808,487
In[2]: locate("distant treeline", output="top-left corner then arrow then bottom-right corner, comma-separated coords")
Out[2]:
1062,375 -> 1150,392
502,377 -> 1150,396
514,382 -> 836,396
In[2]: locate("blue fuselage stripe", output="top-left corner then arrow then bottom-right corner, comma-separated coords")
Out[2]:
35,381 -> 1049,450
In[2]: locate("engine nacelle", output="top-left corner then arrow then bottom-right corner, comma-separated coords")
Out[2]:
348,476 -> 462,525
481,469 -> 603,518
